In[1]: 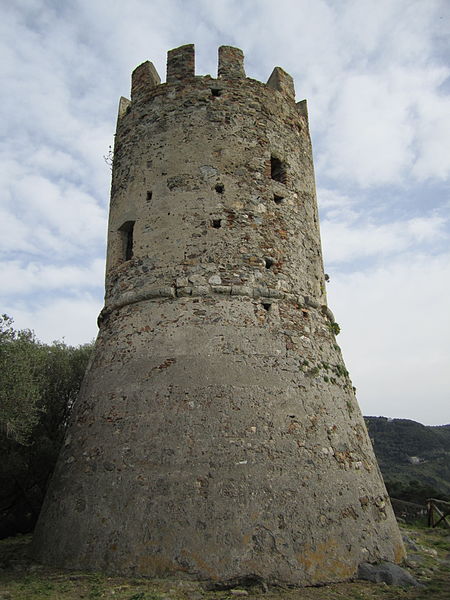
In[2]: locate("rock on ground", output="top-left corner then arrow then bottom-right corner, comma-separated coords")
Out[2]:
357,561 -> 421,587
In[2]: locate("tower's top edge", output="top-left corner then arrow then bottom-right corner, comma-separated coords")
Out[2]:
128,44 -> 296,107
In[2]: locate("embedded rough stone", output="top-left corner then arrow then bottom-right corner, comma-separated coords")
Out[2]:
208,275 -> 222,285
357,562 -> 421,587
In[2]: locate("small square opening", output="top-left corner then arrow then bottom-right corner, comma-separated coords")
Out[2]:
211,88 -> 222,97
212,219 -> 222,229
215,184 -> 224,194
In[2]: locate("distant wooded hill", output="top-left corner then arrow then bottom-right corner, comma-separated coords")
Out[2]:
365,416 -> 450,504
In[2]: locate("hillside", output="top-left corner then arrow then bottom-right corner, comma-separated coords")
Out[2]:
365,417 -> 450,502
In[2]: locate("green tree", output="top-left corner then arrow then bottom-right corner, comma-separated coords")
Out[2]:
0,315 -> 43,444
0,315 -> 94,537
38,341 -> 93,440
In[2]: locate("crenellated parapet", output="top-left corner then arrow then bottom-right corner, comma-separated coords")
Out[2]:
109,43 -> 321,311
130,60 -> 160,103
127,44 -> 299,114
267,66 -> 295,100
166,43 -> 195,82
218,45 -> 246,79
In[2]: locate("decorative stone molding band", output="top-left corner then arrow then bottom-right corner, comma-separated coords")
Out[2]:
98,284 -> 335,325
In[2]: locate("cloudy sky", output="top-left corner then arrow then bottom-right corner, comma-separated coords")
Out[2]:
1,0 -> 449,425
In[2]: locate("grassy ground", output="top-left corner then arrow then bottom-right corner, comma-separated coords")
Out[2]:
0,523 -> 448,600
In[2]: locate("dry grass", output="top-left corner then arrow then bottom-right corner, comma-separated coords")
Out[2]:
0,524 -> 448,600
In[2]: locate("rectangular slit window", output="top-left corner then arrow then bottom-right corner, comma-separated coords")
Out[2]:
119,220 -> 135,261
270,156 -> 287,184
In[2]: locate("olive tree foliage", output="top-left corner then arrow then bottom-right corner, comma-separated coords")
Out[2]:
0,314 -> 42,444
0,314 -> 94,445
0,315 -> 94,537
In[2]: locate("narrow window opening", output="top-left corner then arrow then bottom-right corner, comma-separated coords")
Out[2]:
212,219 -> 222,229
264,257 -> 274,269
211,88 -> 222,97
270,156 -> 287,183
146,191 -> 153,202
215,184 -> 224,194
262,302 -> 272,311
273,194 -> 284,205
119,220 -> 135,261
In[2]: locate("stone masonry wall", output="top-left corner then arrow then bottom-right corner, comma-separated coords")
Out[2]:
32,45 -> 405,586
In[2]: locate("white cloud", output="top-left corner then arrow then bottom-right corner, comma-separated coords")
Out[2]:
322,213 -> 447,264
318,62 -> 450,186
1,171 -> 107,258
317,188 -> 360,224
7,294 -> 102,346
412,87 -> 450,180
28,146 -> 80,178
0,208 -> 36,254
327,251 -> 450,424
0,259 -> 104,295
320,73 -> 414,185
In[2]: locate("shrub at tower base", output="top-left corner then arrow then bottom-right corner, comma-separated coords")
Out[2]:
32,45 -> 405,586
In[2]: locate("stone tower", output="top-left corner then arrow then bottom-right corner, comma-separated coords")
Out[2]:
33,45 -> 404,585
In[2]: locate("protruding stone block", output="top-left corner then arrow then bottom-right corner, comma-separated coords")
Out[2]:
131,61 -> 161,102
218,46 -> 245,79
267,66 -> 295,100
167,44 -> 195,82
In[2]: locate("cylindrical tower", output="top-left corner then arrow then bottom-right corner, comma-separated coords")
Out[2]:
33,45 -> 404,585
